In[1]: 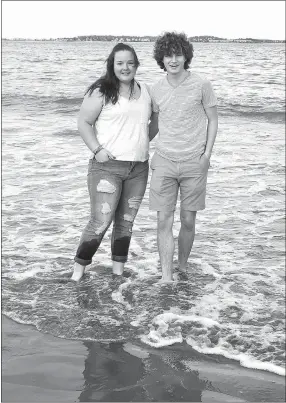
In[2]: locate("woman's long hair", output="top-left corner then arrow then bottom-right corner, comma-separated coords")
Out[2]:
85,43 -> 140,104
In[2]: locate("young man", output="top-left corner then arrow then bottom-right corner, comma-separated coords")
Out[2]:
149,32 -> 218,281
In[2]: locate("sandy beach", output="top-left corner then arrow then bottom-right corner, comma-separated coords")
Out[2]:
2,315 -> 285,402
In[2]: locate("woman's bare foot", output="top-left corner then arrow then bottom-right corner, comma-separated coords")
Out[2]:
71,263 -> 85,282
112,261 -> 124,276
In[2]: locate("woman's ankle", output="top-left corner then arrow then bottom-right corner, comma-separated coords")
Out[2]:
71,263 -> 85,281
112,261 -> 125,276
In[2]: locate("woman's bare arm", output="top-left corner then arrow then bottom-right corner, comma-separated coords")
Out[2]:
77,90 -> 103,152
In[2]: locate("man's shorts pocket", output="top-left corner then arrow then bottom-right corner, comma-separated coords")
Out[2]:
150,152 -> 158,170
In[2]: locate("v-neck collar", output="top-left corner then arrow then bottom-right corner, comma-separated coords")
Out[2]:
166,71 -> 191,89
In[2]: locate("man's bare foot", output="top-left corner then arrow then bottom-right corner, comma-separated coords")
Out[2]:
176,271 -> 188,281
71,263 -> 85,282
159,276 -> 174,283
178,266 -> 187,273
174,267 -> 189,281
160,266 -> 173,282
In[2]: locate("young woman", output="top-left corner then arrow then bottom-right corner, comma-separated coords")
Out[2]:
71,43 -> 157,281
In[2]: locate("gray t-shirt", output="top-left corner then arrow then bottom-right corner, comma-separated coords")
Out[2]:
151,72 -> 217,161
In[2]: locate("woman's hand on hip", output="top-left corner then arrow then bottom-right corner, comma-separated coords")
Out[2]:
95,148 -> 116,163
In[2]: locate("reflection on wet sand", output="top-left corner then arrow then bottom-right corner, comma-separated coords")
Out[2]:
79,341 -> 205,402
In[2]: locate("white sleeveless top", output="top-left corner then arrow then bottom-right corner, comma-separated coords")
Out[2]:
93,82 -> 152,161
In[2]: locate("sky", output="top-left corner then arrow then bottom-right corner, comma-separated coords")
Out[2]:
2,1 -> 285,40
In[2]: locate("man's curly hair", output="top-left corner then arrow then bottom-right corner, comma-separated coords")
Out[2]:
153,31 -> 194,71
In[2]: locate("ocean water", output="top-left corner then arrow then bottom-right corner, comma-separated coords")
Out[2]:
2,41 -> 285,377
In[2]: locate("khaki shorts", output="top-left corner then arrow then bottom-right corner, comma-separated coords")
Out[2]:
149,153 -> 209,211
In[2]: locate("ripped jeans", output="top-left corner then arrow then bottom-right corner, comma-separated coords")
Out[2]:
74,158 -> 149,266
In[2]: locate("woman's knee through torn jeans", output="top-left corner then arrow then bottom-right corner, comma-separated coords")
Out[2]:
74,158 -> 149,266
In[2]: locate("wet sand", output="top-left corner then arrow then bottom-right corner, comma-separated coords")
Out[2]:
2,315 -> 285,402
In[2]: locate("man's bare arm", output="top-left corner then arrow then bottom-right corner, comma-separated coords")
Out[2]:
149,112 -> 159,141
203,105 -> 218,159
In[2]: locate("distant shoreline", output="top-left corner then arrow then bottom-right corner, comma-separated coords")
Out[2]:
2,35 -> 285,43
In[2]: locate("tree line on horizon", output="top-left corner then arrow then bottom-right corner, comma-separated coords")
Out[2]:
58,35 -> 285,43
3,35 -> 284,43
